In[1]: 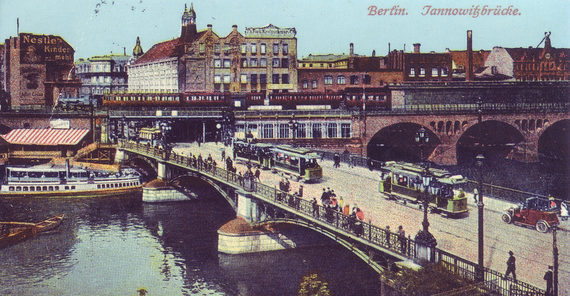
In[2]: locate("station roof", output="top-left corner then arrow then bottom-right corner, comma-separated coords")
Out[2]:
1,128 -> 90,146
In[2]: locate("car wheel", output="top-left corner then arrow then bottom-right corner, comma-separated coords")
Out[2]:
536,220 -> 549,233
502,213 -> 512,224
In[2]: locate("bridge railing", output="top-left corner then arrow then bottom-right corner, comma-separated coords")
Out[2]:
119,140 -> 545,296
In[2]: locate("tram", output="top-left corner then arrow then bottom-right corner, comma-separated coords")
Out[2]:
233,141 -> 274,169
378,161 -> 468,216
271,145 -> 322,182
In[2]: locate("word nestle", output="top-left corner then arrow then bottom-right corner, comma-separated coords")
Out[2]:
368,5 -> 407,16
421,5 -> 520,17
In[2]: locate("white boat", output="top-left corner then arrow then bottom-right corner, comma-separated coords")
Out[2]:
0,161 -> 142,198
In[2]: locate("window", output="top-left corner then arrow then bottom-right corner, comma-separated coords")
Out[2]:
251,74 -> 258,84
312,123 -> 322,138
363,74 -> 371,84
312,80 -> 318,88
419,67 -> 425,77
214,75 -> 221,83
241,43 -> 247,54
279,124 -> 289,138
324,76 -> 333,85
250,59 -> 258,67
214,43 -> 221,54
409,68 -> 415,77
251,43 -> 257,54
350,75 -> 359,85
281,58 -> 289,68
272,74 -> 280,84
260,43 -> 266,54
260,58 -> 267,67
242,59 -> 247,67
273,58 -> 280,67
223,59 -> 231,68
432,67 -> 439,76
283,44 -> 289,55
337,75 -> 346,85
341,123 -> 351,138
260,74 -> 267,84
297,123 -> 306,138
263,124 -> 273,138
328,123 -> 337,138
273,44 -> 279,54
214,59 -> 221,68
241,74 -> 248,83
223,75 -> 230,84
282,74 -> 289,84
441,67 -> 449,77
302,80 -> 309,89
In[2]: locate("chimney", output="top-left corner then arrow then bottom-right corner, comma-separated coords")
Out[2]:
207,24 -> 212,32
232,24 -> 238,33
350,43 -> 354,56
413,43 -> 421,53
466,30 -> 473,81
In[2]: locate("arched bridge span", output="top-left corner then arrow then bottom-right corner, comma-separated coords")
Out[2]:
117,140 -> 545,296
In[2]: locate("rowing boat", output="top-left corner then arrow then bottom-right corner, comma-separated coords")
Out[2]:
0,215 -> 65,248
34,214 -> 65,233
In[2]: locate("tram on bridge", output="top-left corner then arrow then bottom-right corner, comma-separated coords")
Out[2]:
378,161 -> 469,216
232,142 -> 322,182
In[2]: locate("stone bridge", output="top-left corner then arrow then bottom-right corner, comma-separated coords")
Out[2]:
117,140 -> 546,296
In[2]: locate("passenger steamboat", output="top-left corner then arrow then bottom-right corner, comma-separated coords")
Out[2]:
0,161 -> 142,197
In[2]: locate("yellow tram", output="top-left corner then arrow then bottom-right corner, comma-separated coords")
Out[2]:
378,161 -> 469,216
271,145 -> 322,182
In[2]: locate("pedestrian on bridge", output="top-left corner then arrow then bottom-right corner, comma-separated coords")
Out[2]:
312,197 -> 319,217
473,188 -> 479,203
221,150 -> 226,163
544,265 -> 553,296
505,251 -> 517,281
397,225 -> 406,253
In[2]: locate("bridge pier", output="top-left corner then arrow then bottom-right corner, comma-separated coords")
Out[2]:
115,148 -> 126,164
157,160 -> 169,181
236,190 -> 261,223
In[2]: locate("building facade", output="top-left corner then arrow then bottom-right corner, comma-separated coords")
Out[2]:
2,33 -> 79,108
297,44 -> 403,93
75,53 -> 130,96
128,4 -> 298,95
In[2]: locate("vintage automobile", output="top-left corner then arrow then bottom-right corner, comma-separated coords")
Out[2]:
501,197 -> 566,233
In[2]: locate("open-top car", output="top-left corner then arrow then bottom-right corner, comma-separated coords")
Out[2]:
502,197 -> 566,233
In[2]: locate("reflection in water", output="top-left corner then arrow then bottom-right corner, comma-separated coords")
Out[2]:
0,191 -> 381,295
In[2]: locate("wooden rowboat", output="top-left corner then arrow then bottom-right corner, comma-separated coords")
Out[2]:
0,225 -> 34,248
0,215 -> 65,248
34,214 -> 65,233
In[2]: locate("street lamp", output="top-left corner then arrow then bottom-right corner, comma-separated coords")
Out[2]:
414,127 -> 437,264
476,154 -> 485,282
553,225 -> 559,296
289,115 -> 298,141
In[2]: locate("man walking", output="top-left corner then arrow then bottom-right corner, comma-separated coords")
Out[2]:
505,251 -> 517,281
544,265 -> 554,296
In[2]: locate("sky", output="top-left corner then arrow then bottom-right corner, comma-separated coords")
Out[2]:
1,0 -> 569,60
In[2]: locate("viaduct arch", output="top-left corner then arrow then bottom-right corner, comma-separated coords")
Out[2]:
363,113 -> 569,165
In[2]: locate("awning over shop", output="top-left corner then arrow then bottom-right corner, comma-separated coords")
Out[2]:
1,128 -> 90,146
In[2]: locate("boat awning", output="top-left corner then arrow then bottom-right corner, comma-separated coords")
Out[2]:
1,128 -> 90,146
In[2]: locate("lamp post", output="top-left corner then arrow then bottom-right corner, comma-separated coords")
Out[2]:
553,225 -> 559,296
414,126 -> 437,264
476,154 -> 485,282
289,115 -> 298,141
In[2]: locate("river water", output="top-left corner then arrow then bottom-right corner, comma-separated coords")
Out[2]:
0,191 -> 381,295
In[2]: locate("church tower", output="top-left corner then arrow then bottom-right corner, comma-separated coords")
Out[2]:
132,36 -> 144,59
180,3 -> 198,44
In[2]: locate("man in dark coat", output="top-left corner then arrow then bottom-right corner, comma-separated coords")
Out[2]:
544,265 -> 554,296
505,251 -> 517,281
